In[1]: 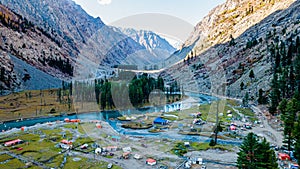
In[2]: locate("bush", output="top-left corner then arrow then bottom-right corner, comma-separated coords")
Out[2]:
49,108 -> 56,114
209,139 -> 216,146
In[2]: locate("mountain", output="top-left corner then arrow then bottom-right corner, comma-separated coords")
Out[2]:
0,0 -> 167,91
162,0 -> 299,99
116,28 -> 176,61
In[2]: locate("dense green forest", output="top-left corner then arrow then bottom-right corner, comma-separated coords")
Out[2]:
71,73 -> 180,110
267,34 -> 300,162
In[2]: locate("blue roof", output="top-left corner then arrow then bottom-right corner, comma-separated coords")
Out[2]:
153,117 -> 168,123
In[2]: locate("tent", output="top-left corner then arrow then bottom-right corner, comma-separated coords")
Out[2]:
278,153 -> 290,161
153,117 -> 168,125
95,148 -> 102,154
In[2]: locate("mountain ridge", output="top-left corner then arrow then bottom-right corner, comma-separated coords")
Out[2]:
163,0 -> 299,99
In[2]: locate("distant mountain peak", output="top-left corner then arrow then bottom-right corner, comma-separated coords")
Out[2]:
115,27 -> 176,60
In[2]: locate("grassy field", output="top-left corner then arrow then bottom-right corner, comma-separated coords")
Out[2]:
0,158 -> 29,169
0,154 -> 13,162
0,89 -> 75,121
64,156 -> 122,169
190,142 -> 233,151
0,123 -> 123,169
235,107 -> 258,122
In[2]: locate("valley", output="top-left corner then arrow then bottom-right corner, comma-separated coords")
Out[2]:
0,0 -> 299,168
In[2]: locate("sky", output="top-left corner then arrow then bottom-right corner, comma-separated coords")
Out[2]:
72,0 -> 225,46
72,0 -> 225,26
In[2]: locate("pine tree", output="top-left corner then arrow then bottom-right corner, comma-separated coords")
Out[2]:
243,92 -> 249,107
295,54 -> 300,91
249,70 -> 255,80
258,89 -> 267,104
294,117 -> 300,164
269,73 -> 281,114
237,133 -> 278,169
240,82 -> 245,91
281,98 -> 299,151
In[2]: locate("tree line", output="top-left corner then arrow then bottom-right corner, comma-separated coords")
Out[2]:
267,33 -> 300,162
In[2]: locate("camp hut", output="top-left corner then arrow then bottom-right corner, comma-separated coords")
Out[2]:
103,146 -> 118,152
192,157 -> 203,165
230,125 -> 236,131
289,163 -> 299,169
134,154 -> 142,160
4,139 -> 23,147
80,144 -> 88,149
61,139 -> 72,145
111,136 -> 120,142
122,152 -> 130,159
96,123 -> 102,128
146,158 -> 157,166
153,117 -> 168,125
278,153 -> 291,161
70,119 -> 80,123
122,147 -> 132,153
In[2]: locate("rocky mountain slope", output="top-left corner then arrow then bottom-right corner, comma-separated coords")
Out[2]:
163,0 -> 299,99
116,28 -> 176,61
0,3 -> 72,91
0,0 -> 167,92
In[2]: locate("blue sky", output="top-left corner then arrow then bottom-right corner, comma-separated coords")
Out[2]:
72,0 -> 225,26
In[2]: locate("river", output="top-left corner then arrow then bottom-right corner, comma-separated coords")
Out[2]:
0,93 -> 242,145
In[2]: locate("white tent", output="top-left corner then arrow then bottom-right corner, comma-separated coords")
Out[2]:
95,148 -> 102,154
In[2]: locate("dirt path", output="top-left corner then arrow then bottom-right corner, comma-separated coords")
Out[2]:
250,105 -> 283,146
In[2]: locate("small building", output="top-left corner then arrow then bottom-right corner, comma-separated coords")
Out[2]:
289,163 -> 299,169
60,144 -> 72,150
278,153 -> 291,161
4,139 -> 23,147
103,146 -> 118,152
70,119 -> 81,123
61,140 -> 72,145
184,142 -> 190,147
96,123 -> 102,129
192,157 -> 203,165
153,117 -> 169,125
111,136 -> 120,142
64,118 -> 80,123
122,152 -> 131,159
230,125 -> 236,131
134,154 -> 142,160
122,147 -> 132,153
185,161 -> 192,169
80,144 -> 88,149
146,158 -> 157,166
